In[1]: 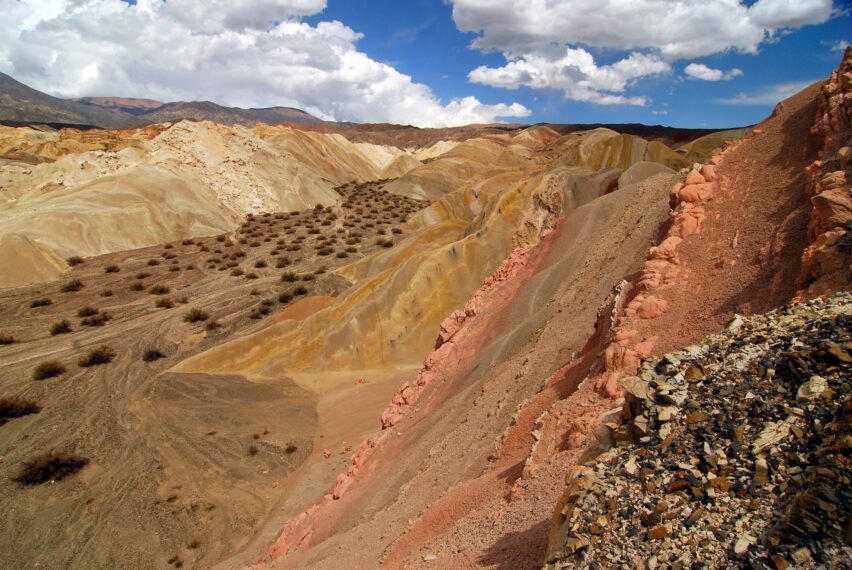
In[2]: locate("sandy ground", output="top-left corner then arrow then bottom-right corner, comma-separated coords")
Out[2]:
0,182 -> 424,570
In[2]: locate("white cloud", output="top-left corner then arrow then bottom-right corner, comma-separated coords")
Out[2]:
451,0 -> 832,104
0,0 -> 530,127
469,49 -> 670,105
822,39 -> 850,51
714,80 -> 817,105
684,63 -> 744,81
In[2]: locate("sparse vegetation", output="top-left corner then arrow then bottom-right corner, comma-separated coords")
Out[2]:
0,396 -> 41,424
104,264 -> 120,273
136,272 -> 150,279
183,308 -> 209,323
147,259 -> 160,266
205,320 -> 221,331
142,349 -> 165,362
130,282 -> 145,291
293,285 -> 308,296
12,452 -> 89,485
50,320 -> 72,335
101,289 -> 113,297
247,445 -> 258,456
285,442 -> 298,454
77,306 -> 98,317
30,298 -> 52,308
66,256 -> 84,266
230,268 -> 244,277
81,312 -> 111,327
0,334 -> 15,345
33,360 -> 66,380
254,260 -> 267,268
281,272 -> 298,282
149,285 -> 170,295
61,279 -> 84,293
278,291 -> 293,304
245,272 -> 258,280
79,345 -> 116,367
155,298 -> 174,309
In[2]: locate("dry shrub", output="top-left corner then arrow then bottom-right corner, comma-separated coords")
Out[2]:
0,397 -> 41,424
13,452 -> 89,485
33,360 -> 65,380
61,279 -> 84,293
79,346 -> 115,367
142,349 -> 165,362
183,308 -> 208,323
50,320 -> 72,335
30,298 -> 52,308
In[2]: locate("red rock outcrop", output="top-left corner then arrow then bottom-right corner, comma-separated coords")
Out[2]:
799,46 -> 852,297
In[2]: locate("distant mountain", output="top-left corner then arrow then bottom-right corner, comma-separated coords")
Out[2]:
0,72 -> 322,129
0,72 -> 133,128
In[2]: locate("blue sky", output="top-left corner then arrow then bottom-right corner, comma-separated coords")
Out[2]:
1,0 -> 850,128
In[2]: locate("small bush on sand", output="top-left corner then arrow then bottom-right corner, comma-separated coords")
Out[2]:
230,268 -> 244,277
278,292 -> 293,304
0,397 -> 41,424
182,239 -> 194,246
247,445 -> 258,456
79,346 -> 115,367
0,334 -> 15,345
254,260 -> 267,268
136,272 -> 150,279
30,298 -> 52,308
293,285 -> 308,296
100,290 -> 113,297
142,349 -> 165,362
66,256 -> 84,266
285,442 -> 297,454
61,279 -> 84,293
77,306 -> 98,318
50,320 -> 72,335
147,259 -> 160,266
205,320 -> 221,331
183,308 -> 208,323
130,283 -> 145,291
168,265 -> 180,273
104,265 -> 120,273
12,452 -> 89,485
281,272 -> 298,282
155,298 -> 174,309
149,285 -> 170,295
80,312 -> 111,327
177,296 -> 189,304
33,360 -> 65,380
245,272 -> 258,280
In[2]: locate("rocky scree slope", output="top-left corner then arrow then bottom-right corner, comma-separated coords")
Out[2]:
545,293 -> 851,569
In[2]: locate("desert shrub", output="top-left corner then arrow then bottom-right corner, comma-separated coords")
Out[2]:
130,283 -> 145,291
79,346 -> 115,367
30,298 -> 52,308
164,243 -> 173,249
147,259 -> 160,266
238,238 -> 248,245
234,250 -> 246,258
182,239 -> 194,245
249,241 -> 261,248
293,285 -> 308,296
50,320 -> 72,335
223,240 -> 234,247
12,452 -> 89,485
185,264 -> 196,270
336,251 -> 348,258
100,290 -> 113,297
183,308 -> 208,323
245,272 -> 258,280
0,334 -> 15,345
230,268 -> 244,277
285,442 -> 297,454
316,266 -> 327,274
216,235 -> 225,242
66,256 -> 84,266
307,228 -> 320,235
155,297 -> 174,309
33,360 -> 65,380
250,289 -> 260,296
199,245 -> 209,252
301,274 -> 315,281
136,272 -> 150,279
177,296 -> 189,304
168,265 -> 180,273
247,445 -> 258,456
149,285 -> 170,295
0,397 -> 41,424
392,227 -> 403,234
281,272 -> 298,282
142,349 -> 165,362
318,248 -> 332,256
254,260 -> 267,268
104,264 -> 120,273
226,261 -> 238,268
276,257 -> 290,268
81,312 -> 111,327
278,292 -> 293,303
77,306 -> 98,318
345,246 -> 357,253
162,253 -> 176,260
61,279 -> 84,293
377,228 -> 386,235
248,308 -> 268,319
204,320 -> 221,331
260,298 -> 275,307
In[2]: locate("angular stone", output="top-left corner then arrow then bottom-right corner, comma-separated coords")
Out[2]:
797,375 -> 827,401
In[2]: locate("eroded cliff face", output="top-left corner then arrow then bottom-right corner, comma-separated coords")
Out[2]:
799,46 -> 852,297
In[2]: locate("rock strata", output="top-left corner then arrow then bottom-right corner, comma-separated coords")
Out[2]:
546,293 -> 851,569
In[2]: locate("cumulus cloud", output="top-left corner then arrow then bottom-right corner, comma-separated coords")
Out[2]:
0,0 -> 529,127
469,49 -> 670,105
714,80 -> 817,105
451,0 -> 832,104
684,63 -> 744,81
822,39 -> 851,51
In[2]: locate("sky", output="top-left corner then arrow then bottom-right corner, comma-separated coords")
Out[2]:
0,0 -> 849,128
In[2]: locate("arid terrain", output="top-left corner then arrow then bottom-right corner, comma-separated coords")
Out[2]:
0,47 -> 850,570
